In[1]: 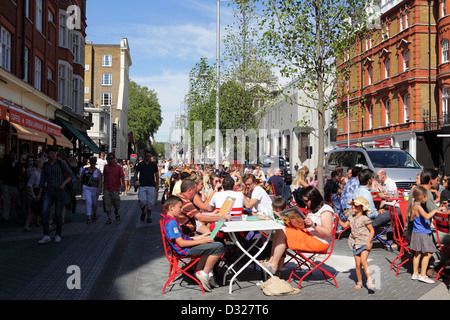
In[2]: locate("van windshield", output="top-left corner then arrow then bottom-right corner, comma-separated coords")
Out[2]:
258,157 -> 285,167
366,150 -> 420,168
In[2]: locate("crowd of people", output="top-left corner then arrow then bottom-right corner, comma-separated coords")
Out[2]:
1,149 -> 449,293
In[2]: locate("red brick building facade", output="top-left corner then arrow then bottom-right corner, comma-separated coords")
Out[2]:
337,0 -> 450,173
0,0 -> 96,160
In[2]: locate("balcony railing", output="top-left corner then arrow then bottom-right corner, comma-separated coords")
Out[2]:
423,114 -> 450,131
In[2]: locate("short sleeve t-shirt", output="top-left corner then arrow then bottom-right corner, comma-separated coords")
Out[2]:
250,186 -> 273,213
135,161 -> 158,187
268,175 -> 285,197
163,215 -> 192,256
348,214 -> 372,249
209,190 -> 245,215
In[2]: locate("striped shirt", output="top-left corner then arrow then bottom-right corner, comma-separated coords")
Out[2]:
162,215 -> 192,256
40,159 -> 73,189
177,193 -> 200,236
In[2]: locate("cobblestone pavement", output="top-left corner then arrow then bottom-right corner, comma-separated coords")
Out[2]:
0,190 -> 449,304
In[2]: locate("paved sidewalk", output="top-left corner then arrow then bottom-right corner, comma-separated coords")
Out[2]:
0,190 -> 449,301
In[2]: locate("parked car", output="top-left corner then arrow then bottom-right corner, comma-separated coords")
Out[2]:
325,147 -> 422,190
256,155 -> 292,185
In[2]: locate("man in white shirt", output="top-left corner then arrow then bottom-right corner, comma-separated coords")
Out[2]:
243,173 -> 272,214
207,176 -> 244,216
376,169 -> 397,198
96,152 -> 107,173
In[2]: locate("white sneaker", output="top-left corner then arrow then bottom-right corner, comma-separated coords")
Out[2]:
54,235 -> 62,243
38,235 -> 51,244
411,274 -> 420,280
195,271 -> 212,292
418,275 -> 435,284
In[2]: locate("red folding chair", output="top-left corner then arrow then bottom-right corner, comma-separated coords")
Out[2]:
159,217 -> 205,294
433,211 -> 450,282
285,214 -> 339,289
388,200 -> 412,276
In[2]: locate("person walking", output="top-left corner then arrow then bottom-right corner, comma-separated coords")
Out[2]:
0,150 -> 24,223
79,157 -> 102,224
103,153 -> 124,224
134,151 -> 159,223
37,147 -> 74,244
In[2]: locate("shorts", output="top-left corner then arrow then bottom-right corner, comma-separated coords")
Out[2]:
103,190 -> 120,212
352,245 -> 369,256
285,227 -> 329,253
187,241 -> 225,256
138,186 -> 156,210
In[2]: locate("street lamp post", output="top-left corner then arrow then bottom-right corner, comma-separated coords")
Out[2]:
215,0 -> 220,170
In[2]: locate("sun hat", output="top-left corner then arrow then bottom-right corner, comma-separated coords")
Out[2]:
347,197 -> 372,213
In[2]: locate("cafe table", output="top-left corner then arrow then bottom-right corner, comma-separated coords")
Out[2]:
220,218 -> 285,294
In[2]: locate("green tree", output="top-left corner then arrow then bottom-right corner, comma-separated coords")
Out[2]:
256,0 -> 377,194
128,80 -> 163,152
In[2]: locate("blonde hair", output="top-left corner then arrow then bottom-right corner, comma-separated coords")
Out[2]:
408,185 -> 428,221
293,169 -> 306,186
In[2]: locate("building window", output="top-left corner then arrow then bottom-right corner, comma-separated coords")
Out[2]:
0,27 -> 12,72
102,73 -> 112,86
58,65 -> 66,104
368,104 -> 373,129
47,68 -> 53,81
36,0 -> 43,33
48,10 -> 53,23
443,87 -> 450,124
25,0 -> 30,18
405,10 -> 409,28
443,0 -> 447,17
400,12 -> 403,31
443,39 -> 449,63
404,93 -> 410,122
34,57 -> 42,91
403,50 -> 410,71
385,58 -> 390,78
23,47 -> 29,82
102,54 -> 112,67
385,100 -> 391,126
72,77 -> 79,113
101,93 -> 112,106
100,116 -> 105,131
73,33 -> 80,63
59,13 -> 67,47
368,66 -> 373,85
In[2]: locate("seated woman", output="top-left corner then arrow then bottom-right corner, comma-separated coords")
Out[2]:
191,173 -> 211,212
262,186 -> 334,274
290,169 -> 309,193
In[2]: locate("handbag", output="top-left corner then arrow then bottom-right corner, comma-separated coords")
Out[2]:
260,276 -> 300,296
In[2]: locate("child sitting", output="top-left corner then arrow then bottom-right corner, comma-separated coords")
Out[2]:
162,195 -> 225,292
338,197 -> 375,291
258,196 -> 286,225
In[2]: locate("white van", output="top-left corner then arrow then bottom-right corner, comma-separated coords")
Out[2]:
325,147 -> 422,190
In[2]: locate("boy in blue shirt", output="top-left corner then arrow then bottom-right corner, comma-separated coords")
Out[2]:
162,195 -> 224,292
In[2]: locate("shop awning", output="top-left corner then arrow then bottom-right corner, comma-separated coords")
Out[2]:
9,120 -> 53,145
52,133 -> 73,149
57,118 -> 100,154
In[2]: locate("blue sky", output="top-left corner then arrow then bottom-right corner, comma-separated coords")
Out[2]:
85,0 -> 236,142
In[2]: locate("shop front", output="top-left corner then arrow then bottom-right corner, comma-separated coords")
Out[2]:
0,97 -> 74,163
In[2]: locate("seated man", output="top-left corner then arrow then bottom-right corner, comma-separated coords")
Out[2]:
207,175 -> 244,218
266,167 -> 286,198
376,169 -> 398,199
324,170 -> 341,205
243,173 -> 273,214
176,179 -> 230,236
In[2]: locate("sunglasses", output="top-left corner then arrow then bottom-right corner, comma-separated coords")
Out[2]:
107,157 -> 114,160
245,182 -> 253,186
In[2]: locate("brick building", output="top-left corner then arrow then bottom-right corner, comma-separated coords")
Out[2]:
337,0 -> 450,173
0,0 -> 98,162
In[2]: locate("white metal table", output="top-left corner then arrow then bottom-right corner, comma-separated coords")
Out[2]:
220,219 -> 284,294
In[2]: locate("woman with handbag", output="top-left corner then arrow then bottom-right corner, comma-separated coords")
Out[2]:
79,157 -> 103,224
